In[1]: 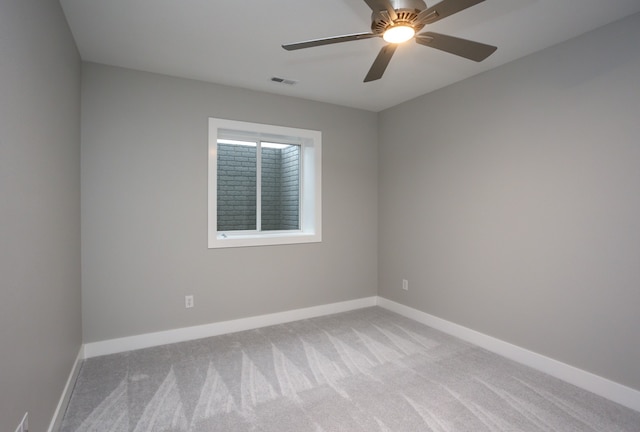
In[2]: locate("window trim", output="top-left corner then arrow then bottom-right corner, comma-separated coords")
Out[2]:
208,118 -> 322,248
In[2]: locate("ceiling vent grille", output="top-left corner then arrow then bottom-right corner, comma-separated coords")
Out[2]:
271,76 -> 298,85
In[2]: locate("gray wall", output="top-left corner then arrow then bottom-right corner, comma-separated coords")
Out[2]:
81,63 -> 378,342
0,1 -> 81,431
379,12 -> 640,391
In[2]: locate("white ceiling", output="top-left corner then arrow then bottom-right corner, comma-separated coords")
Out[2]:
60,0 -> 640,112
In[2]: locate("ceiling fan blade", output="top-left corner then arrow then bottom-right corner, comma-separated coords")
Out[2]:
363,0 -> 398,21
363,0 -> 384,11
364,44 -> 398,82
282,32 -> 379,51
363,0 -> 381,10
415,31 -> 496,61
415,0 -> 485,25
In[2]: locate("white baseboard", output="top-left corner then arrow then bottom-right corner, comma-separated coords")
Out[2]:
84,297 -> 378,358
78,295 -> 639,413
48,346 -> 84,432
377,297 -> 640,413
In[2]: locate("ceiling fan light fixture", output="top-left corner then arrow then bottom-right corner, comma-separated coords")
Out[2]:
383,25 -> 415,43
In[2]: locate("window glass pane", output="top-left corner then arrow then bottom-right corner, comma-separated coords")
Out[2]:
217,141 -> 256,231
261,143 -> 300,231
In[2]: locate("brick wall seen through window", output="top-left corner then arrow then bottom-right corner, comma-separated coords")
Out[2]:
217,143 -> 300,232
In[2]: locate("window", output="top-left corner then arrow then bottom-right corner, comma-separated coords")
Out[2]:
208,118 -> 321,248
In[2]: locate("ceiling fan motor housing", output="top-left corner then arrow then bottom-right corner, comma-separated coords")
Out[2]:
371,0 -> 428,34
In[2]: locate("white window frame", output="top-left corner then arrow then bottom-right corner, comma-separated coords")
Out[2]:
208,118 -> 322,248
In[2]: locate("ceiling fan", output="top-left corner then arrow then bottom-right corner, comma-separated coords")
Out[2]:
282,0 -> 497,82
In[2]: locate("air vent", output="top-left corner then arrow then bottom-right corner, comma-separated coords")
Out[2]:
270,76 -> 298,86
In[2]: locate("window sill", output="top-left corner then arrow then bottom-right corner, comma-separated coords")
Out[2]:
209,231 -> 321,249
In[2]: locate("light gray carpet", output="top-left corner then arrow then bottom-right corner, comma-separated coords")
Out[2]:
60,307 -> 640,431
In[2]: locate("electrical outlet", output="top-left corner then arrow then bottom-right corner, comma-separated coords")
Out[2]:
14,412 -> 28,432
185,295 -> 194,308
402,279 -> 409,291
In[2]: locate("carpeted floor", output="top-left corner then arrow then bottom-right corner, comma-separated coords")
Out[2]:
60,307 -> 640,431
